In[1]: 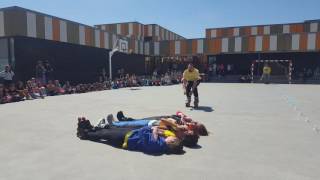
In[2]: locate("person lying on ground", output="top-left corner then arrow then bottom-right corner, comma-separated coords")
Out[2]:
114,111 -> 209,136
98,114 -> 186,139
117,110 -> 209,146
93,111 -> 208,147
76,117 -> 183,154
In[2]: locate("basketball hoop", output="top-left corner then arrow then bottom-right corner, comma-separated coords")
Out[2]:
108,38 -> 131,80
119,39 -> 129,53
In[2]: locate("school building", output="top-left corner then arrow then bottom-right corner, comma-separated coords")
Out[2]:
0,6 -> 319,83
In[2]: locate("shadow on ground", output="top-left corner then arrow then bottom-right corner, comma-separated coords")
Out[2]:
190,106 -> 214,112
185,144 -> 202,149
128,88 -> 142,91
88,139 -> 186,156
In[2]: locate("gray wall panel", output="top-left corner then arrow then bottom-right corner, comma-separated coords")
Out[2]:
228,37 -> 235,53
160,41 -> 169,55
186,40 -> 192,55
241,37 -> 248,52
36,14 -> 44,39
270,25 -> 283,34
67,22 -> 79,44
4,10 -> 27,36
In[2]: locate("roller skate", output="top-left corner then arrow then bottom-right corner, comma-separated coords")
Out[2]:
194,97 -> 199,108
185,97 -> 191,107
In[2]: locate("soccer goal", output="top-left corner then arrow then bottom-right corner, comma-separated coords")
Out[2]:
250,60 -> 293,84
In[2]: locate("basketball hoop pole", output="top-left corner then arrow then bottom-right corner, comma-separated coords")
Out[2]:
109,39 -> 120,81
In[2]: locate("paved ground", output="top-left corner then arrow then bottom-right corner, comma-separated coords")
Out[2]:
0,83 -> 320,180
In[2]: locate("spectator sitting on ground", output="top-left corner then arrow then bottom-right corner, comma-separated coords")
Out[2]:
160,75 -> 165,85
26,80 -> 36,99
131,74 -> 138,87
63,81 -> 75,94
0,83 -> 5,104
36,81 -> 47,97
46,80 -> 57,96
81,84 -> 87,93
164,73 -> 172,85
239,75 -> 251,83
1,86 -> 11,103
98,77 -> 107,90
75,84 -> 81,93
54,80 -> 65,95
27,80 -> 44,99
105,80 -> 111,90
79,84 -> 86,93
30,78 -> 39,89
3,84 -> 24,103
0,72 -> 183,105
16,81 -> 31,100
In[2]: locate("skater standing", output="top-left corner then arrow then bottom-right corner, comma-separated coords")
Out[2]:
182,63 -> 201,108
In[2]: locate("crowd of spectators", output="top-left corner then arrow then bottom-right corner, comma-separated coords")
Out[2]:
207,63 -> 235,79
111,70 -> 182,88
0,65 -> 182,105
294,67 -> 320,82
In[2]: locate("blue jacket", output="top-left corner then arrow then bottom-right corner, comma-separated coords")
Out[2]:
127,126 -> 168,154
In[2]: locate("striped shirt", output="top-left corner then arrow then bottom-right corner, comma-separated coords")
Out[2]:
0,71 -> 15,80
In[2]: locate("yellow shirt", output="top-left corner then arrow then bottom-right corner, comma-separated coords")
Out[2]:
163,130 -> 176,137
183,68 -> 200,81
263,67 -> 271,74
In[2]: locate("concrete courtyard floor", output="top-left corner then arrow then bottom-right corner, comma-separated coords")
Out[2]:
0,83 -> 320,180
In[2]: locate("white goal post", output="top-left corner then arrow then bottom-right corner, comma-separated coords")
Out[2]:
250,59 -> 293,84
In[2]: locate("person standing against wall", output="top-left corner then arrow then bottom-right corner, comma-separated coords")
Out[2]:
35,61 -> 46,85
0,65 -> 15,88
44,60 -> 54,82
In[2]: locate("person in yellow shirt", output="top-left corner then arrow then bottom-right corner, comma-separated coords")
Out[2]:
260,63 -> 271,84
182,63 -> 201,108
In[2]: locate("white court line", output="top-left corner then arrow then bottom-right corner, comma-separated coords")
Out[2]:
279,87 -> 319,134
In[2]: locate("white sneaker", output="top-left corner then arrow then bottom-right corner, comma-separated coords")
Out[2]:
96,118 -> 106,128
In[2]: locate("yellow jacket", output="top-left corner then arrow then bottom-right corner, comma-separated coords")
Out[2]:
183,68 -> 200,81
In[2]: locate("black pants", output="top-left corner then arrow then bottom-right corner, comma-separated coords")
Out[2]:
3,80 -> 13,87
86,127 -> 136,147
186,80 -> 200,98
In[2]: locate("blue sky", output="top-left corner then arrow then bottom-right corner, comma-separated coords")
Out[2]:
1,0 -> 319,38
